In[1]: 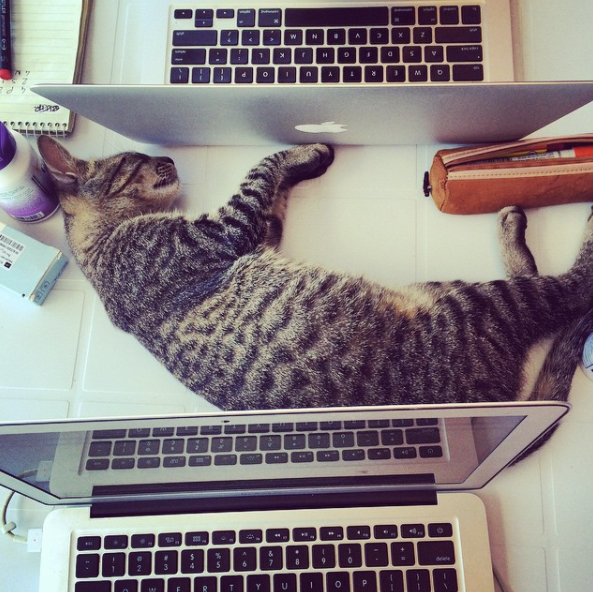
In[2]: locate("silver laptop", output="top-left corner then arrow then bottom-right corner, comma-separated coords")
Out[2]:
0,401 -> 569,591
30,0 -> 593,145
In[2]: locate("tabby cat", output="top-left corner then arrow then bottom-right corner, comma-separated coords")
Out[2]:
38,136 -> 593,425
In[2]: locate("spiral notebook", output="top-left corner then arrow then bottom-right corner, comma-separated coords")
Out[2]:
0,0 -> 91,136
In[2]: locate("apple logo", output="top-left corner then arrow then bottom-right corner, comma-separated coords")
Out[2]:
295,121 -> 348,134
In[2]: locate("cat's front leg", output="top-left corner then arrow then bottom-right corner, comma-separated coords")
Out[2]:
277,143 -> 335,188
213,144 -> 334,254
497,205 -> 539,277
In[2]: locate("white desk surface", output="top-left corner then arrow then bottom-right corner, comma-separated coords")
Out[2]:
1,1 -> 593,591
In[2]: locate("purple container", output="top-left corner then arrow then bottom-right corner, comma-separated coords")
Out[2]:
0,123 -> 60,223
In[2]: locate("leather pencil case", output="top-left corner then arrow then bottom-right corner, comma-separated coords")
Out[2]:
425,134 -> 593,215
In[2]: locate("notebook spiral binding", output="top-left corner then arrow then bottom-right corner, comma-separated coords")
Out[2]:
2,121 -> 70,137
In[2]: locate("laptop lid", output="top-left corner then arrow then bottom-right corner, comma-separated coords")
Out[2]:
31,82 -> 593,146
0,402 -> 569,513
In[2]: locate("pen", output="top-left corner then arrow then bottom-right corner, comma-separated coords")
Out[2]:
483,146 -> 593,164
0,0 -> 12,81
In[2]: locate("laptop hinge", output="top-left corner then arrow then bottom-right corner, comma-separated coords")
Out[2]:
90,488 -> 438,519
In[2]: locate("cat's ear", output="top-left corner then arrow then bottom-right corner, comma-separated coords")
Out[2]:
37,135 -> 84,188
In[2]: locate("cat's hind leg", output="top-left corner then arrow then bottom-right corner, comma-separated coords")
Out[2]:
498,205 -> 539,277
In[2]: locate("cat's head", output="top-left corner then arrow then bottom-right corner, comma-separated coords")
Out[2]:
37,136 -> 181,222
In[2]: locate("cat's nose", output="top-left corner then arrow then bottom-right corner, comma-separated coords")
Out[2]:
161,157 -> 175,165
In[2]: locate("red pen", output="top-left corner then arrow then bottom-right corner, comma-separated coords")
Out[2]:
0,0 -> 12,81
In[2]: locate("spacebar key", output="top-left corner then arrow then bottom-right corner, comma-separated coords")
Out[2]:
285,7 -> 388,26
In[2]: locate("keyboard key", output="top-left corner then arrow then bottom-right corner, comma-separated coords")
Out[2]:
391,542 -> 415,566
86,459 -> 109,471
429,523 -> 453,538
446,45 -> 483,62
393,446 -> 417,459
434,568 -> 458,592
431,65 -> 451,82
76,554 -> 100,578
407,569 -> 431,592
207,548 -> 230,572
294,528 -> 317,542
193,577 -> 216,592
77,536 -> 101,551
338,543 -> 362,568
131,534 -> 155,548
273,573 -> 296,591
173,30 -> 217,47
112,457 -> 135,470
313,544 -> 336,568
406,428 -> 440,445
375,524 -> 399,539
353,571 -> 378,591
462,5 -> 482,24
234,547 -> 257,571
347,526 -> 371,540
259,8 -> 282,27
128,552 -> 152,576
320,527 -> 344,541
435,26 -> 481,44
213,531 -> 236,545
88,441 -> 112,457
392,6 -> 415,25
155,550 -> 179,574
300,572 -> 323,591
247,575 -> 271,592
440,6 -> 460,25
159,533 -> 182,547
417,541 -> 455,565
261,546 -> 283,570
267,529 -> 290,543
380,571 -> 405,592
166,579 -> 191,592
181,549 -> 205,573
74,583 -> 111,592
237,9 -> 256,27
453,64 -> 484,81
240,530 -> 264,544
285,7 -> 388,27
186,532 -> 209,545
286,545 -> 310,569
401,524 -> 426,538
418,6 -> 438,25
327,571 -> 350,592
105,535 -> 128,549
419,445 -> 443,458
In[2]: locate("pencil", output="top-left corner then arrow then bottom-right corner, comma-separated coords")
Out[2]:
0,0 -> 12,81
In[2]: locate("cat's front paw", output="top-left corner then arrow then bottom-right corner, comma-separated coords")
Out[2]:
284,143 -> 334,183
498,205 -> 527,239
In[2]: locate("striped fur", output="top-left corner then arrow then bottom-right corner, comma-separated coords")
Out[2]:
39,138 -> 593,438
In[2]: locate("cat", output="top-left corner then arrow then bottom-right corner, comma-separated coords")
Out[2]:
38,136 -> 593,433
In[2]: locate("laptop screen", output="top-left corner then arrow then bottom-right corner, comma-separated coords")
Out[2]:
0,403 -> 568,506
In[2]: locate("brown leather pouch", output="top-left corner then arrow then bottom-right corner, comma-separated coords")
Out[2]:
425,134 -> 593,215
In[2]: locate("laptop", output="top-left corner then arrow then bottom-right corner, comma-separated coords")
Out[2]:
30,0 -> 593,145
0,401 -> 569,592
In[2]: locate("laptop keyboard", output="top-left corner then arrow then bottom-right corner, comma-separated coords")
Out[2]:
84,418 -> 446,473
74,513 -> 459,591
168,3 -> 486,85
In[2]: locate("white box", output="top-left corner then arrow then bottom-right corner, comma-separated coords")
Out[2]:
0,223 -> 68,304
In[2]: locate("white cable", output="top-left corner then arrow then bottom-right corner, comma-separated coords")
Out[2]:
1,470 -> 37,544
1,490 -> 27,544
